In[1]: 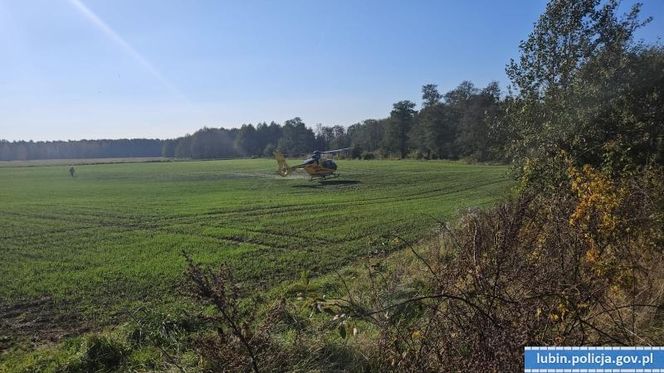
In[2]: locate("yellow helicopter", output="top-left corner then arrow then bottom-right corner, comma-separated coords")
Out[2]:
274,148 -> 350,181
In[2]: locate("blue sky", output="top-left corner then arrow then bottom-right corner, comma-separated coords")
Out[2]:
1,0 -> 662,141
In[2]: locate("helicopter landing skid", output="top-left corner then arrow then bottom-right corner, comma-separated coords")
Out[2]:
310,173 -> 339,182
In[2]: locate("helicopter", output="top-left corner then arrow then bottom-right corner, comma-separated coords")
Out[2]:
274,148 -> 350,181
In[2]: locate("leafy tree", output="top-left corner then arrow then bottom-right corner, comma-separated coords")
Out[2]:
410,84 -> 441,158
235,124 -> 261,156
190,128 -> 237,158
329,125 -> 350,150
415,84 -> 455,159
262,143 -> 276,157
421,84 -> 442,108
456,82 -> 502,161
384,100 -> 417,158
277,117 -> 315,156
174,135 -> 193,158
507,0 -> 648,99
505,0 -> 654,188
161,139 -> 177,157
348,119 -> 386,154
0,138 -> 164,161
314,124 -> 334,150
256,121 -> 282,156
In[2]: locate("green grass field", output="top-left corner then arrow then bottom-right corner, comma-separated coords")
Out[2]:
0,158 -> 510,344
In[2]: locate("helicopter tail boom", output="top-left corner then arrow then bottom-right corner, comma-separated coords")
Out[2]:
274,151 -> 292,176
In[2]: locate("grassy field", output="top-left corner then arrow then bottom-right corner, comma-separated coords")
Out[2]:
0,158 -> 510,347
0,157 -> 166,167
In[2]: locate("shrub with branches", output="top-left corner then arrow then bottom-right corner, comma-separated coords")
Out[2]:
183,254 -> 293,372
333,166 -> 663,371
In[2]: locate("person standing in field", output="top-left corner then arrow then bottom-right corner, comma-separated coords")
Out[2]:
69,166 -> 76,177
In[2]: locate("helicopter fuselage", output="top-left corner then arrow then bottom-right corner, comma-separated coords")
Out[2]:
293,154 -> 338,179
274,150 -> 345,180
302,163 -> 337,178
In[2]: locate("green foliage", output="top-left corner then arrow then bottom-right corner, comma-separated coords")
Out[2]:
408,81 -> 506,161
1,335 -> 130,373
507,0 -> 648,98
160,139 -> 177,158
332,173 -> 664,370
347,119 -> 387,154
235,124 -> 261,156
190,127 -> 238,159
421,83 -> 442,108
66,335 -> 129,372
0,139 -> 164,161
384,100 -> 417,158
455,82 -> 503,161
314,124 -> 351,151
360,151 -> 376,160
276,117 -> 315,156
505,0 -> 661,189
1,81 -> 513,163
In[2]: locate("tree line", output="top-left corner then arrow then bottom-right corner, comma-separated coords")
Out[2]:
0,139 -> 163,161
0,79 -> 508,162
162,80 -> 506,161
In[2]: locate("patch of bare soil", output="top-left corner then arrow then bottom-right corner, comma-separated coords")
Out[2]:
0,297 -> 91,353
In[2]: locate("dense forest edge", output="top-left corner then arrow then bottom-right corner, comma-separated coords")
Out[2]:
1,78 -> 505,162
2,0 -> 664,371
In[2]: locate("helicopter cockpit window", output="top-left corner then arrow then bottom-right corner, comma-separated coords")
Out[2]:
321,160 -> 337,170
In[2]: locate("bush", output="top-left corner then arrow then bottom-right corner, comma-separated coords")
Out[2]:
351,145 -> 363,159
334,165 -> 664,371
361,151 -> 375,160
64,335 -> 129,372
262,144 -> 276,158
184,254 -> 292,372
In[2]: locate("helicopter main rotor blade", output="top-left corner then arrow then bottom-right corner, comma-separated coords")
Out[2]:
320,147 -> 351,154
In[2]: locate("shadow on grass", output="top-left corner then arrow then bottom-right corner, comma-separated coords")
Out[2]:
291,180 -> 362,188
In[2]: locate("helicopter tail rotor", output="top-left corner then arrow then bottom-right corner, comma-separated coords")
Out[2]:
274,151 -> 291,176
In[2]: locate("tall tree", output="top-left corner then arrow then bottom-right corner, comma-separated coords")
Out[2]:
329,125 -> 350,150
384,100 -> 417,158
411,84 -> 441,158
256,122 -> 282,156
505,0 -> 654,187
456,82 -> 502,161
348,119 -> 386,154
421,84 -> 442,108
507,0 -> 648,99
235,124 -> 260,156
277,117 -> 315,156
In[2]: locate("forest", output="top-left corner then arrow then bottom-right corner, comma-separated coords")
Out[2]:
2,80 -> 505,162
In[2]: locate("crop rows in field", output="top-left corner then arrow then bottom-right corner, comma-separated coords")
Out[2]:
0,158 -> 510,339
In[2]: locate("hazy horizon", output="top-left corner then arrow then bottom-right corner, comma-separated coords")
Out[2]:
2,0 -> 662,142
